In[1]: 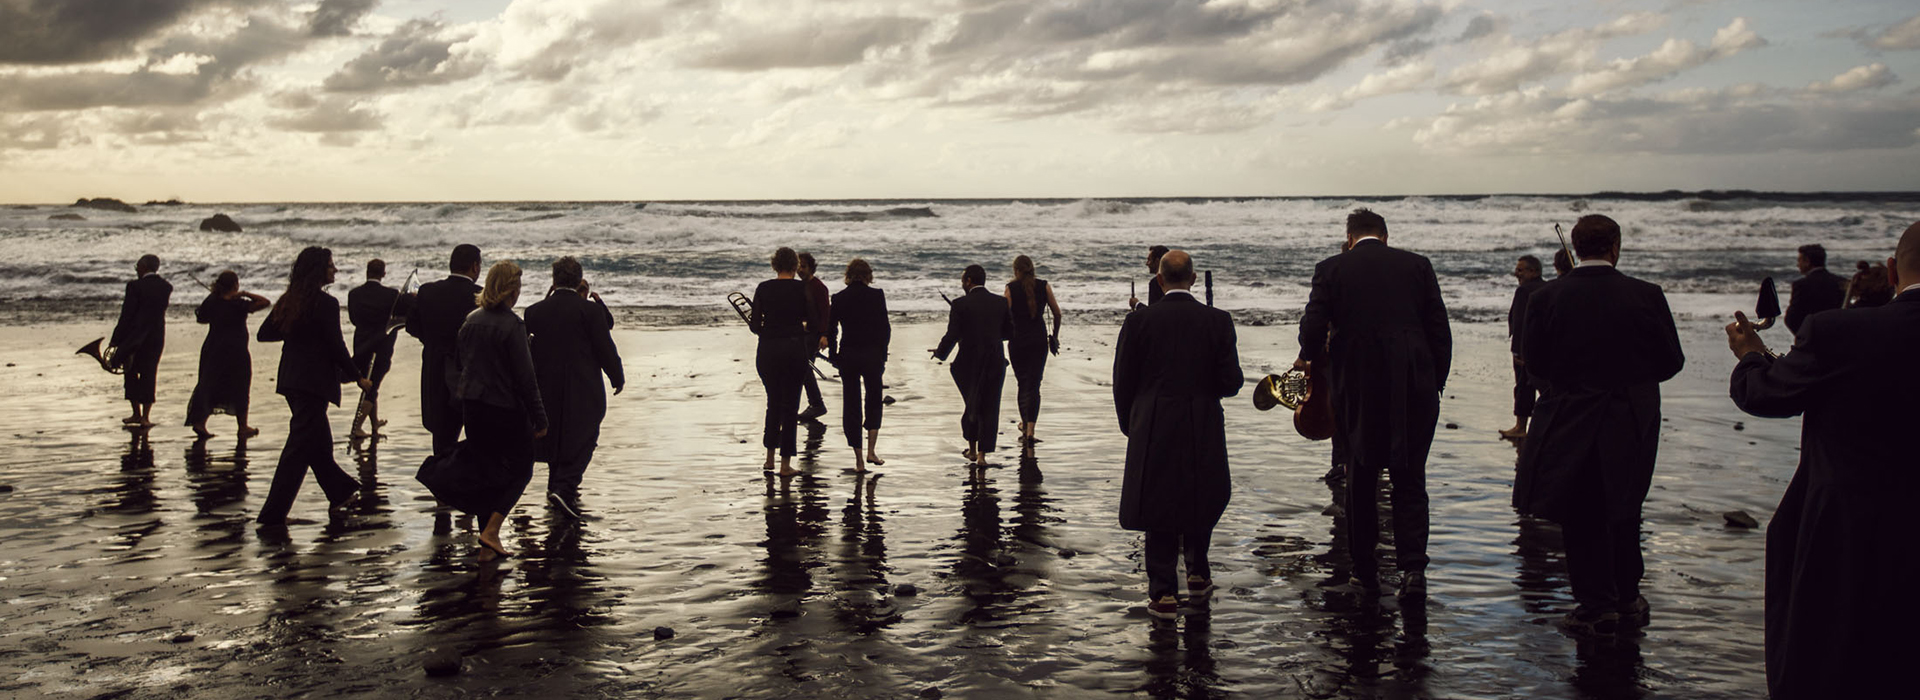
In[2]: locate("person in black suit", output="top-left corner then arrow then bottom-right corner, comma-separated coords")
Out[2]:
407,244 -> 482,455
1296,208 -> 1451,599
1514,214 -> 1684,636
1114,250 -> 1242,619
454,261 -> 548,560
185,270 -> 269,439
526,256 -> 624,518
348,258 -> 409,439
796,252 -> 831,421
110,254 -> 172,428
1005,254 -> 1062,448
751,247 -> 821,477
1502,254 -> 1546,440
255,247 -> 372,526
1727,222 -> 1920,699
1127,245 -> 1169,310
828,258 -> 890,472
932,264 -> 1013,468
1785,244 -> 1845,340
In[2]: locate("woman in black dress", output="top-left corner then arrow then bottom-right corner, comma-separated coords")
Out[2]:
256,247 -> 371,526
454,261 -> 547,560
829,258 -> 890,472
186,271 -> 270,439
751,247 -> 819,477
1005,255 -> 1062,447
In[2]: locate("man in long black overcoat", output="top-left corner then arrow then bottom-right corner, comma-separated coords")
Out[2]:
406,244 -> 482,455
526,257 -> 624,519
1296,208 -> 1451,598
932,264 -> 1012,466
1728,222 -> 1920,699
1114,250 -> 1242,619
111,254 -> 172,427
1515,214 -> 1684,636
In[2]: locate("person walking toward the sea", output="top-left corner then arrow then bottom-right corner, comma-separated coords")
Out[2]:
1113,250 -> 1241,619
796,252 -> 831,422
453,261 -> 548,560
348,259 -> 408,439
1515,214 -> 1684,637
185,270 -> 269,439
828,258 -> 890,473
1005,255 -> 1062,449
1127,245 -> 1169,310
1502,255 -> 1545,440
752,247 -> 820,477
1296,208 -> 1451,600
255,247 -> 372,527
933,264 -> 1012,468
1785,244 -> 1844,341
111,254 -> 172,428
408,245 -> 482,455
1726,221 -> 1920,699
526,256 -> 623,520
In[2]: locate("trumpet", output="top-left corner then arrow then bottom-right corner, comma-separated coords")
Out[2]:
76,337 -> 124,375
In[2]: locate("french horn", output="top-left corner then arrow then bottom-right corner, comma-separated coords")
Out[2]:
76,337 -> 123,375
1254,369 -> 1311,411
1255,366 -> 1335,441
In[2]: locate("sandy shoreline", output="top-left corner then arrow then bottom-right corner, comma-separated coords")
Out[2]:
0,316 -> 1796,698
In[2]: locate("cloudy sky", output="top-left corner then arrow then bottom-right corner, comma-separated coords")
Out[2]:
2,0 -> 1918,202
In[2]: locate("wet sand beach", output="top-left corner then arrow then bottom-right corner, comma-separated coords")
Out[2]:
0,316 -> 1794,698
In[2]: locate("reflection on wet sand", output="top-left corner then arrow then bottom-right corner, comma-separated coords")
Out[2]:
183,437 -> 249,551
1306,475 -> 1435,698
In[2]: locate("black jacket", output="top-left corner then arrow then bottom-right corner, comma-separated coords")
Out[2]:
828,282 -> 890,367
526,289 -> 623,460
454,307 -> 547,432
1730,289 -> 1920,700
347,280 -> 406,357
933,286 -> 1012,368
111,274 -> 173,353
1509,277 -> 1544,356
406,274 -> 481,396
258,292 -> 359,406
1514,265 -> 1684,520
1785,267 -> 1845,337
1113,292 -> 1242,533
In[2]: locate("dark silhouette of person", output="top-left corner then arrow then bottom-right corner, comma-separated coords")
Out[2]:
407,244 -> 482,455
932,264 -> 1012,467
1005,254 -> 1063,448
526,256 -> 624,518
1844,260 -> 1893,309
1128,244 -> 1170,310
1552,249 -> 1574,278
796,252 -> 831,421
1785,243 -> 1845,340
348,258 -> 409,438
827,258 -> 890,472
1503,254 -> 1545,440
185,270 -> 269,439
255,247 -> 371,526
452,261 -> 548,560
1515,214 -> 1684,637
1296,208 -> 1451,600
111,254 -> 172,427
1114,250 -> 1242,619
751,247 -> 821,477
1727,221 -> 1920,699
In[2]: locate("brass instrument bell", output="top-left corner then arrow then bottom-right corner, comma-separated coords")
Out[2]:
1254,369 -> 1311,412
76,337 -> 123,375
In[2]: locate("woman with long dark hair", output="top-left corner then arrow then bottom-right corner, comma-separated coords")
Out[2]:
829,258 -> 890,472
453,261 -> 548,560
186,270 -> 270,439
1005,255 -> 1062,447
751,247 -> 818,477
256,247 -> 371,526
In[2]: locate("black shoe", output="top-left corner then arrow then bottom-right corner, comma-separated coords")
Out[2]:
1559,606 -> 1621,637
328,490 -> 362,515
1617,595 -> 1650,628
1348,574 -> 1381,593
547,491 -> 582,520
1397,572 -> 1427,600
798,405 -> 827,421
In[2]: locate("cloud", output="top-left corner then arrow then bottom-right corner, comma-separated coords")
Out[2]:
1443,13 -> 1666,95
321,19 -> 486,93
1867,13 -> 1920,50
1562,17 -> 1764,96
689,16 -> 929,71
0,0 -> 250,65
309,0 -> 378,38
1807,63 -> 1898,93
268,93 -> 382,132
1308,60 -> 1434,111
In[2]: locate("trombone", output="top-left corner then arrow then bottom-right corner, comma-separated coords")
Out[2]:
726,291 -> 831,380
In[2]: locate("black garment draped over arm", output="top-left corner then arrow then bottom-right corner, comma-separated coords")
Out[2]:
258,293 -> 359,406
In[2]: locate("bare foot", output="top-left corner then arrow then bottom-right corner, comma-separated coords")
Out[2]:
852,453 -> 867,473
193,428 -> 215,439
763,455 -> 777,472
122,416 -> 142,424
350,428 -> 371,439
477,533 -> 512,559
866,452 -> 885,466
238,426 -> 260,439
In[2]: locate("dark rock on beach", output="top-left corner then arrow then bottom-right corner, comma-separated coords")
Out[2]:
72,198 -> 135,213
199,214 -> 242,232
423,650 -> 463,676
170,633 -> 195,644
48,213 -> 85,221
653,626 -> 675,640
144,199 -> 186,206
1724,510 -> 1760,529
0,484 -> 14,492
893,583 -> 919,597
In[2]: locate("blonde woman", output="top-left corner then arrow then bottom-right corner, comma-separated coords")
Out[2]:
454,261 -> 548,560
1005,255 -> 1062,446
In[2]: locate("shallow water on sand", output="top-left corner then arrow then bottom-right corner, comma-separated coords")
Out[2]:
0,319 -> 1794,698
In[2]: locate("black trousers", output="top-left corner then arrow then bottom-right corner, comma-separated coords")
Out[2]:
801,362 -> 825,412
952,360 -> 1006,453
1145,530 -> 1212,600
353,335 -> 395,390
122,344 -> 160,404
464,400 -> 534,516
757,336 -> 808,457
1559,516 -> 1644,610
1009,337 -> 1047,424
1512,359 -> 1538,418
258,393 -> 359,524
421,355 -> 462,455
837,358 -> 884,448
1345,460 -> 1431,578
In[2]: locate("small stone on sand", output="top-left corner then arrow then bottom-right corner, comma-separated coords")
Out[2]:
424,650 -> 463,677
893,583 -> 919,597
1723,511 -> 1760,529
0,484 -> 12,492
919,688 -> 943,699
1445,422 -> 1460,430
170,633 -> 194,644
653,626 -> 675,640
882,396 -> 896,405
1733,422 -> 1745,431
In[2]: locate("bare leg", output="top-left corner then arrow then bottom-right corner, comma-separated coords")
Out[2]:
852,445 -> 867,473
192,418 -> 214,438
764,448 -> 776,472
972,441 -> 987,467
138,403 -> 154,427
125,401 -> 143,424
477,512 -> 511,560
777,455 -> 799,478
351,396 -> 372,438
237,411 -> 259,439
865,429 -> 884,466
